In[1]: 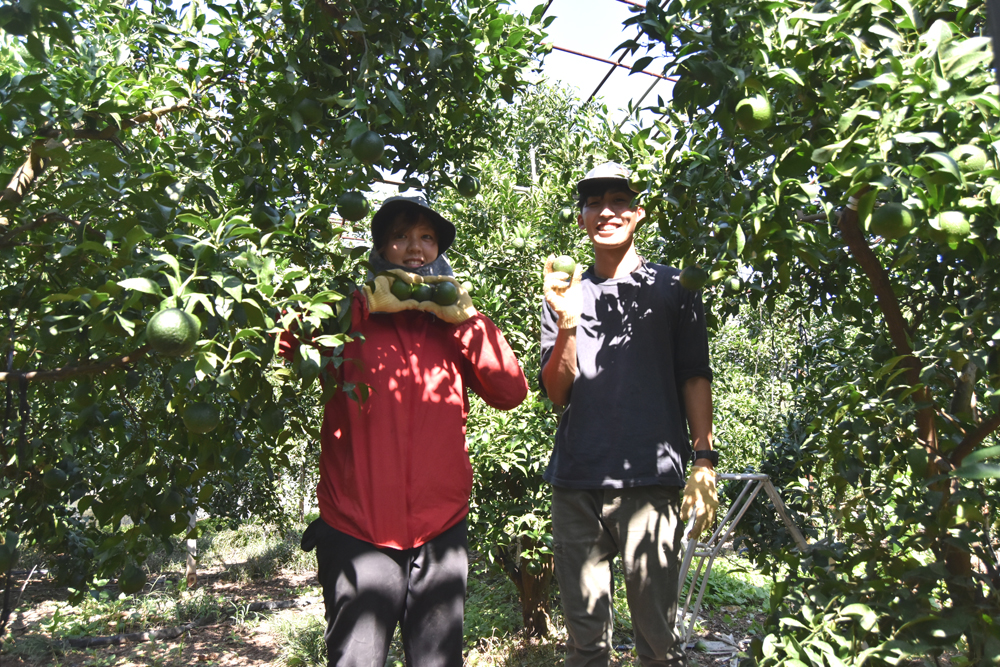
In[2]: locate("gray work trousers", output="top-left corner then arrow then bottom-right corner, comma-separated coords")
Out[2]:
551,486 -> 686,667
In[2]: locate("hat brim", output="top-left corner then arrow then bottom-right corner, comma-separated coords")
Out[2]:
576,176 -> 640,196
371,199 -> 456,255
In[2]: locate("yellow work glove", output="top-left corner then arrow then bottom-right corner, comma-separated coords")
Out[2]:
680,466 -> 718,540
543,255 -> 583,329
415,275 -> 478,325
362,269 -> 422,314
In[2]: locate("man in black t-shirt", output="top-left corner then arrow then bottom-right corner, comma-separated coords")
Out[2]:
540,163 -> 718,667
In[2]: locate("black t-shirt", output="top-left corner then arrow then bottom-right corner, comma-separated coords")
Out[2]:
540,261 -> 713,489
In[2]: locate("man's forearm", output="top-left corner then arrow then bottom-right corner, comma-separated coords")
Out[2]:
683,376 -> 714,468
541,328 -> 577,407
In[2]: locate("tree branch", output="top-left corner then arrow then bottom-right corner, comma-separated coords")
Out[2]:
0,211 -> 103,247
836,192 -> 940,459
0,99 -> 192,224
949,411 -> 1000,467
0,347 -> 149,383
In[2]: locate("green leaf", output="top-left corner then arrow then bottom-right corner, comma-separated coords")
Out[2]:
952,462 -> 1000,480
962,445 -> 1000,465
119,278 -> 163,296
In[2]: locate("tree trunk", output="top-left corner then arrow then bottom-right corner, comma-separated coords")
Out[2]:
498,540 -> 553,637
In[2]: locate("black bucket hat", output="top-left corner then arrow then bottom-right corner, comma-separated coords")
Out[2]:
371,194 -> 456,256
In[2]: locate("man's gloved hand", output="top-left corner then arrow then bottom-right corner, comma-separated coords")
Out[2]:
543,255 -> 583,329
680,466 -> 718,539
416,275 -> 478,325
362,269 -> 420,315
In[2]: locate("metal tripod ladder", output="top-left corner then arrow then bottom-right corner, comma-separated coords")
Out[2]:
677,473 -> 810,645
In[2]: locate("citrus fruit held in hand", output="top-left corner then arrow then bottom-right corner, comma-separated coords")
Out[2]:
296,98 -> 323,126
936,210 -> 970,241
411,283 -> 434,302
390,277 -> 413,300
432,281 -> 459,306
457,174 -> 480,198
337,191 -> 368,221
735,95 -> 774,132
118,563 -> 146,595
183,402 -> 221,434
512,237 -> 525,249
551,255 -> 576,275
350,130 -> 385,163
679,265 -> 709,291
870,203 -> 914,239
949,145 -> 988,173
147,308 -> 200,357
558,207 -> 576,223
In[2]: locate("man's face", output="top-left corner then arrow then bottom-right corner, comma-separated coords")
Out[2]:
382,216 -> 439,268
577,187 -> 645,252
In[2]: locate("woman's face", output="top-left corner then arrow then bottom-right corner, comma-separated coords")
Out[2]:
382,216 -> 439,268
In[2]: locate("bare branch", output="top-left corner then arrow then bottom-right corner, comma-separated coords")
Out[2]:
949,411 -> 1000,467
0,347 -> 149,383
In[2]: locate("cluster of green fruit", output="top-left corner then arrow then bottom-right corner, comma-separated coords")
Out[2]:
867,144 -> 987,242
677,265 -> 742,294
388,276 -> 461,306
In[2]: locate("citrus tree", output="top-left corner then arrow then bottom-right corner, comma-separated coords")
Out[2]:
0,0 -> 548,638
614,0 -> 1000,661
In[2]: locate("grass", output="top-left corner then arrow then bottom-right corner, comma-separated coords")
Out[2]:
5,521 -> 772,667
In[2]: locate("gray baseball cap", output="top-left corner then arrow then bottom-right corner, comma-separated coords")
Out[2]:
576,162 -> 640,195
371,194 -> 456,255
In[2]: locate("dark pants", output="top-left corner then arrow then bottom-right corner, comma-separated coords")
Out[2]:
304,518 -> 468,667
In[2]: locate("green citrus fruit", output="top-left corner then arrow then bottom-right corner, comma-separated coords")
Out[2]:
457,174 -> 480,198
735,95 -> 774,132
337,191 -> 369,221
432,281 -> 459,306
260,406 -> 285,435
869,203 -> 914,239
296,98 -> 323,126
558,207 -> 576,223
147,308 -> 200,357
251,203 -> 280,229
461,281 -> 473,293
411,284 -> 434,302
512,237 -> 525,249
551,255 -> 576,275
679,265 -> 709,291
949,145 -> 988,173
118,563 -> 146,595
935,210 -> 970,241
183,402 -> 221,434
350,130 -> 385,164
43,468 -> 69,490
390,277 -> 413,300
533,116 -> 546,129
161,490 -> 183,515
452,202 -> 465,215
724,275 -> 741,294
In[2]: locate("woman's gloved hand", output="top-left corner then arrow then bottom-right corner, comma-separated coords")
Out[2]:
415,275 -> 478,325
363,270 -> 477,324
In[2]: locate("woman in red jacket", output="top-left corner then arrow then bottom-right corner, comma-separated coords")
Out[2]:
282,194 -> 528,667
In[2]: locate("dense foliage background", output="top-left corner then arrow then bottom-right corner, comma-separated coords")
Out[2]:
3,0 -> 1000,664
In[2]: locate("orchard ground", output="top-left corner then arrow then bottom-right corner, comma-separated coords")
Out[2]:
2,520 -> 774,667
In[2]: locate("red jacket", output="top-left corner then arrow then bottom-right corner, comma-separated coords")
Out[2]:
280,291 -> 528,549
